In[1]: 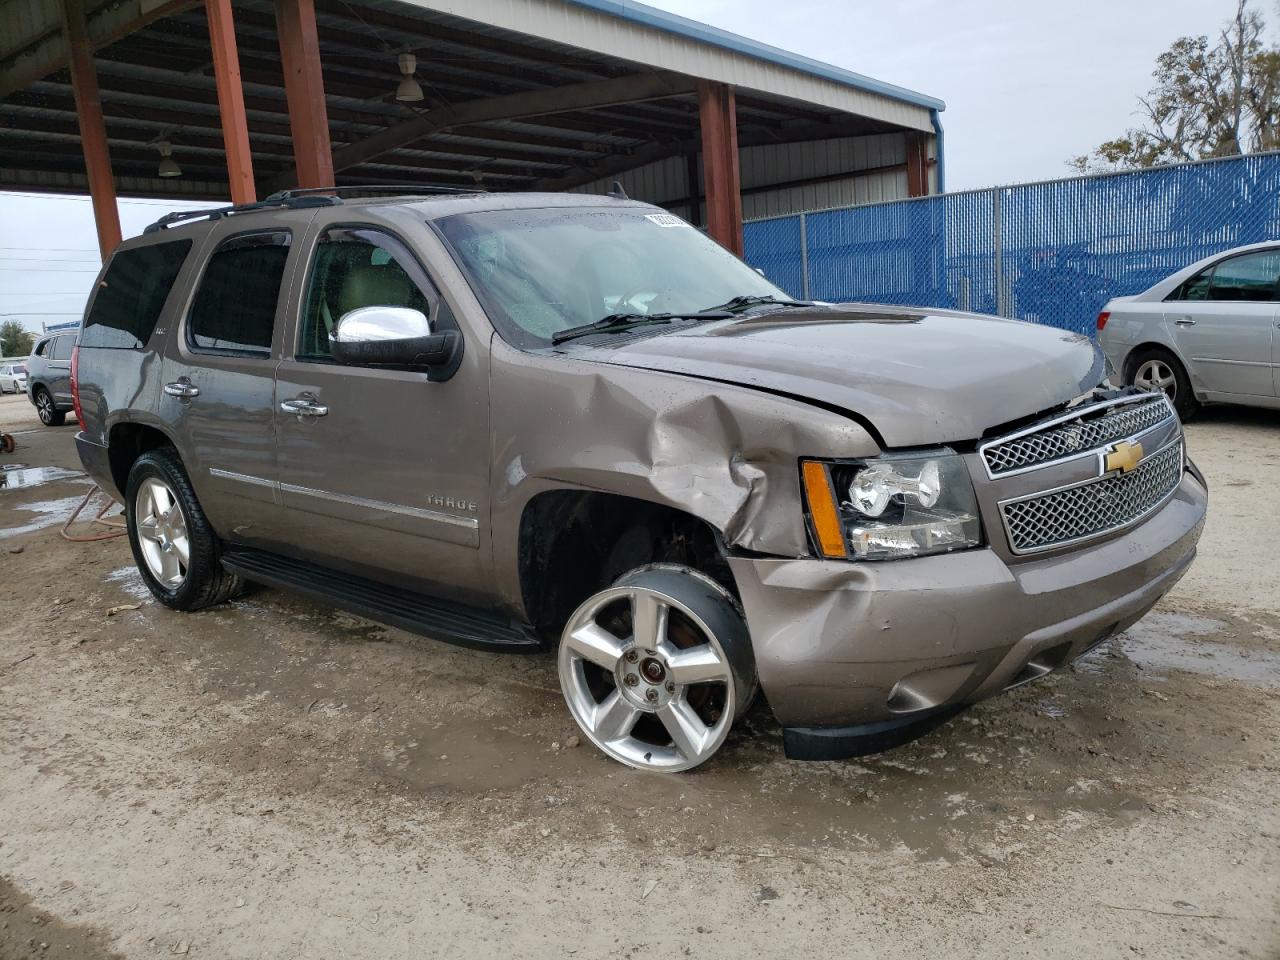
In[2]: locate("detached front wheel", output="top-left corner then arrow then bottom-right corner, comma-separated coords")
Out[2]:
558,564 -> 756,772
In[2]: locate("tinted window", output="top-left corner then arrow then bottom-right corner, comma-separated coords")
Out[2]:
81,240 -> 192,349
33,339 -> 51,357
51,335 -> 74,360
1207,250 -> 1280,302
299,227 -> 435,361
188,232 -> 290,355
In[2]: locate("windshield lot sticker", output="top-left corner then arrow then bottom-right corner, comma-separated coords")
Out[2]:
644,213 -> 687,228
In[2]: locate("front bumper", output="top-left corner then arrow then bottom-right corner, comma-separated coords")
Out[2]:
727,468 -> 1207,759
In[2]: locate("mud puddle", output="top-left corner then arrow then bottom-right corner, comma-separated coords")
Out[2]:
1118,612 -> 1280,687
0,491 -> 93,539
104,565 -> 152,602
0,465 -> 84,489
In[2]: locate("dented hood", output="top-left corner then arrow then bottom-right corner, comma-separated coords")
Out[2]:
581,305 -> 1104,447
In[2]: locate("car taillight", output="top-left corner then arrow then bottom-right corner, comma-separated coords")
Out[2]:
70,344 -> 83,424
1096,311 -> 1110,331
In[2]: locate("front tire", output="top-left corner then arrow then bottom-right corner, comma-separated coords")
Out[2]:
34,388 -> 65,426
125,447 -> 242,611
558,564 -> 756,772
1129,347 -> 1197,421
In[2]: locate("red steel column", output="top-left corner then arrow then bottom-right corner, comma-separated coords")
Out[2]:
62,0 -> 121,259
905,132 -> 929,197
275,0 -> 334,189
206,0 -> 257,204
697,80 -> 743,256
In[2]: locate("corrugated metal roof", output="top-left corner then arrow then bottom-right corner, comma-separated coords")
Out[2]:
399,0 -> 940,132
564,0 -> 944,112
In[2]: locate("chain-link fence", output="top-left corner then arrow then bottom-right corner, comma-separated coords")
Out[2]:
744,152 -> 1280,335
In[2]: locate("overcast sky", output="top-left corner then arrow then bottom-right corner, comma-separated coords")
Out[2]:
0,0 -> 1247,335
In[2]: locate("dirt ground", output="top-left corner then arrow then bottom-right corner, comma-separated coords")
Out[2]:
0,395 -> 1277,960
0,393 -> 52,434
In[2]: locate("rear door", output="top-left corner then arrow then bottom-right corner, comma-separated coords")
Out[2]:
46,334 -> 75,404
159,212 -> 314,545
271,222 -> 492,600
1165,248 -> 1279,398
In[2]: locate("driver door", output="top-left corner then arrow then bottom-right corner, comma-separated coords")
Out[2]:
272,223 -> 492,601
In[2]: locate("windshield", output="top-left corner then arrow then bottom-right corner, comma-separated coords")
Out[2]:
434,206 -> 791,347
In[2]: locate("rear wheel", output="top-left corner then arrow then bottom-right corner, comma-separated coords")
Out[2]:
34,388 -> 65,426
1129,347 -> 1197,421
125,447 -> 242,611
558,564 -> 756,772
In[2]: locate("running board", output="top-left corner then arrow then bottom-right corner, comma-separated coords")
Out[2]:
221,548 -> 542,653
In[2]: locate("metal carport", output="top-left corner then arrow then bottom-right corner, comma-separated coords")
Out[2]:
0,0 -> 944,259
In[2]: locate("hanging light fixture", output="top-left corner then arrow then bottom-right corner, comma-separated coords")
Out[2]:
395,52 -> 424,102
156,139 -> 182,178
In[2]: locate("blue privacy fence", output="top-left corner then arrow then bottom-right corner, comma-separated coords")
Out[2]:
743,153 -> 1280,335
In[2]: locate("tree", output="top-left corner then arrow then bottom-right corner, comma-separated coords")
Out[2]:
0,321 -> 36,358
1070,0 -> 1280,171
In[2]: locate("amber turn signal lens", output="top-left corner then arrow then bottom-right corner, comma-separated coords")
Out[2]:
801,460 -> 847,558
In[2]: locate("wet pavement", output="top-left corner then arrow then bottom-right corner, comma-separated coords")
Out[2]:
0,464 -> 86,489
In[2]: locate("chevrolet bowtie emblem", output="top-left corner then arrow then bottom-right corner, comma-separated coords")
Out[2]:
1103,440 -> 1144,475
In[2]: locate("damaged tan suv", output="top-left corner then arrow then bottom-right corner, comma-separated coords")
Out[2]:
72,187 -> 1207,771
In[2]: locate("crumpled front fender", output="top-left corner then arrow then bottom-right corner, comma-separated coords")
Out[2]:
488,340 -> 879,612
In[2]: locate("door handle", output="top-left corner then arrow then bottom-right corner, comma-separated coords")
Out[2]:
1172,316 -> 1196,326
163,380 -> 200,398
280,396 -> 328,417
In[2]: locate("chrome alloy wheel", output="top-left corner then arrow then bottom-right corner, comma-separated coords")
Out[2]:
1134,358 -> 1177,400
134,477 -> 191,588
559,581 -> 739,772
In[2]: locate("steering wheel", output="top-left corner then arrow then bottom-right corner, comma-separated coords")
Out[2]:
612,286 -> 674,315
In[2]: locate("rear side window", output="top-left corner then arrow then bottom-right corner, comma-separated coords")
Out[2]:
1207,249 -> 1280,302
1171,266 -> 1212,302
81,239 -> 192,349
188,231 -> 291,356
51,335 -> 74,360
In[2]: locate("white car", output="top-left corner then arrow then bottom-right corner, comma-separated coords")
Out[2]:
0,362 -> 28,394
1097,241 -> 1280,420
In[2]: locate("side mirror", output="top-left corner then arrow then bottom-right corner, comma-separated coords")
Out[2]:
330,306 -> 459,369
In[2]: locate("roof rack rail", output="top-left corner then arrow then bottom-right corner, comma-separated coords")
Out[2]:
143,184 -> 486,234
262,184 -> 488,201
142,193 -> 338,234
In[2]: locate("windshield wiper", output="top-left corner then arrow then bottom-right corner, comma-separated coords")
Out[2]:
551,310 -> 731,345
702,294 -> 814,313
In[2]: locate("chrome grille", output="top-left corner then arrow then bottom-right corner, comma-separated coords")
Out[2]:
982,396 -> 1173,476
1000,441 -> 1184,554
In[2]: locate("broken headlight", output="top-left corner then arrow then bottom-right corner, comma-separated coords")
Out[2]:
802,453 -> 982,560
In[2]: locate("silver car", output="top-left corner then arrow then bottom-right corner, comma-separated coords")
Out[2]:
0,362 -> 27,394
1098,241 -> 1280,419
